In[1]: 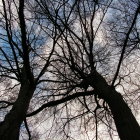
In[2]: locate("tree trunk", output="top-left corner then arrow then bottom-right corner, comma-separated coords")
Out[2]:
107,90 -> 140,140
90,70 -> 140,140
0,81 -> 35,140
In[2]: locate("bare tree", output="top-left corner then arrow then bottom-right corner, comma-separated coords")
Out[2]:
0,0 -> 140,140
29,0 -> 140,140
0,0 -> 60,139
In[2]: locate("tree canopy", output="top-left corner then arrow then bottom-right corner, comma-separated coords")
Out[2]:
0,0 -> 140,140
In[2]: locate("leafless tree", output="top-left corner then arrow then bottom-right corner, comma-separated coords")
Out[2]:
0,0 -> 140,140
0,0 -> 60,139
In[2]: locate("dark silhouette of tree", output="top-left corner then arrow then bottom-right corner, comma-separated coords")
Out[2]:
0,0 -> 140,140
0,0 -> 59,139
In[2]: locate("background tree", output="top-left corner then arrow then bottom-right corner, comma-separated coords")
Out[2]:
0,0 -> 60,139
0,0 -> 140,140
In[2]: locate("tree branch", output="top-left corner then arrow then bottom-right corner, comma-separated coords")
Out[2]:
111,5 -> 140,86
27,90 -> 95,117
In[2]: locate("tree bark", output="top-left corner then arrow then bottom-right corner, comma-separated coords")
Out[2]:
91,70 -> 140,140
0,81 -> 35,140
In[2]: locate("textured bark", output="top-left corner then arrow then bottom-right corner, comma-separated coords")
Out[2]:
91,70 -> 140,140
0,81 -> 35,140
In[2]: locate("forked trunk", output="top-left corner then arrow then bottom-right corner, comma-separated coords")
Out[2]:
0,81 -> 35,140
